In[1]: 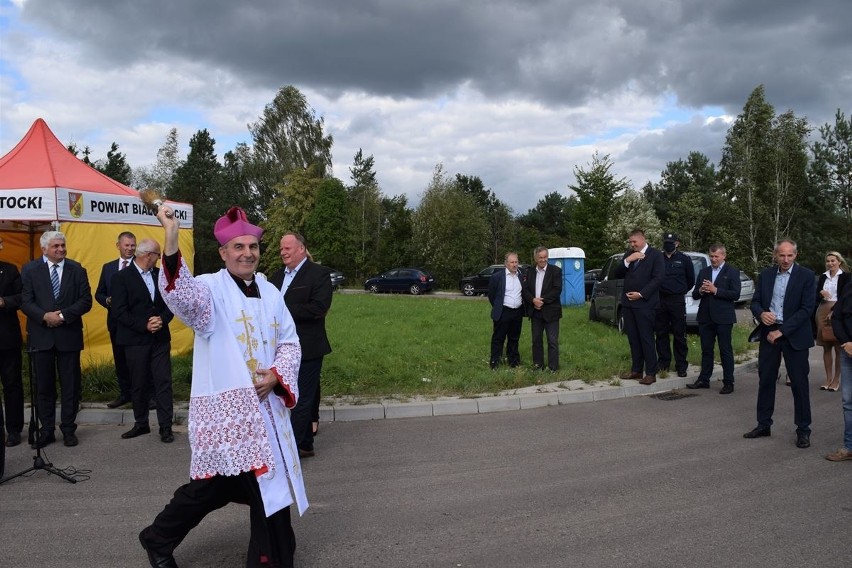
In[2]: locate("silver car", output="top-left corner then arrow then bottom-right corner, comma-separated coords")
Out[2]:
737,272 -> 754,305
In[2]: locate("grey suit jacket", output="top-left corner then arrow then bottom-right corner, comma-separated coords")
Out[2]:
21,258 -> 93,351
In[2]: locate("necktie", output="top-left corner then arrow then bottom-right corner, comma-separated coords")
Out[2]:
121,259 -> 128,270
51,263 -> 60,298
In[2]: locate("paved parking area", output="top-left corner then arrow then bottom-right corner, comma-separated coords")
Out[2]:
1,346 -> 849,567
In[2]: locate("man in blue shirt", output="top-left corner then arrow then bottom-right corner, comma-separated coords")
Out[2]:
745,239 -> 816,448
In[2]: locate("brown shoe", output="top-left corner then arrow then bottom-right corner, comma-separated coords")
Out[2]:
620,371 -> 642,380
825,447 -> 852,462
639,375 -> 656,385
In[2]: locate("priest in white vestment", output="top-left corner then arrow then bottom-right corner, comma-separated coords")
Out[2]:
139,205 -> 307,568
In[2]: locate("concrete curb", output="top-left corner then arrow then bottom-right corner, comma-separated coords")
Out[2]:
73,360 -> 758,425
318,359 -> 759,422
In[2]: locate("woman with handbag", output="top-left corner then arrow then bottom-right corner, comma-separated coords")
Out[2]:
816,251 -> 849,391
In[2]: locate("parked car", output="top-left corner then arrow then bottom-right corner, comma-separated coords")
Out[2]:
459,264 -> 531,296
328,269 -> 346,290
589,251 -> 710,332
365,268 -> 436,295
737,272 -> 754,305
584,269 -> 602,300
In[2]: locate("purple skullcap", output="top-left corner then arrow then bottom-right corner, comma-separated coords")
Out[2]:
213,206 -> 264,246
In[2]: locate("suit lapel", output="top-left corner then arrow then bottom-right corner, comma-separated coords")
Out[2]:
764,269 -> 778,309
128,264 -> 151,303
284,261 -> 311,298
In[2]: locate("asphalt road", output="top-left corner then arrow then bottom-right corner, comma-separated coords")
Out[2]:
1,347 -> 849,568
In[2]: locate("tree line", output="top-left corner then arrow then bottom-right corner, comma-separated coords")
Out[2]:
70,84 -> 850,286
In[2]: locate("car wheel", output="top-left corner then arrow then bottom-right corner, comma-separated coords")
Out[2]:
462,283 -> 475,296
617,308 -> 625,334
409,284 -> 421,295
368,284 -> 379,293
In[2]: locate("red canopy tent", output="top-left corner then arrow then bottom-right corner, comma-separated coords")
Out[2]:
0,118 -> 194,364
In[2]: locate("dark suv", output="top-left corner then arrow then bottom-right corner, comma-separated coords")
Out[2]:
588,251 -> 709,332
459,264 -> 530,296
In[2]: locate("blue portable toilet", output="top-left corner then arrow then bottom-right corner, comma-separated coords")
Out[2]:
547,247 -> 585,306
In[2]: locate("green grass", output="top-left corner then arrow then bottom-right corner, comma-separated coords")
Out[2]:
319,293 -> 756,399
23,294 -> 757,403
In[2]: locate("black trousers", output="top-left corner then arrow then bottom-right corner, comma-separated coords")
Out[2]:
654,294 -> 688,372
623,307 -> 658,376
124,342 -> 173,428
0,347 -> 24,435
109,327 -> 132,399
490,307 -> 524,367
530,313 -> 560,371
141,471 -> 295,567
31,348 -> 80,435
291,356 -> 323,452
697,321 -> 735,383
756,335 -> 811,434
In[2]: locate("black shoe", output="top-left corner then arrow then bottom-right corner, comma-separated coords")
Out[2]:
743,427 -> 771,439
122,425 -> 151,439
5,431 -> 22,447
796,433 -> 810,449
139,532 -> 179,568
719,383 -> 734,395
299,448 -> 315,458
159,426 -> 174,443
32,431 -> 56,449
63,433 -> 79,447
677,370 -> 688,378
107,396 -> 130,409
686,380 -> 709,389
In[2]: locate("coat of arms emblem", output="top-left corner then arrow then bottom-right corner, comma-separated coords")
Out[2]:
68,192 -> 84,218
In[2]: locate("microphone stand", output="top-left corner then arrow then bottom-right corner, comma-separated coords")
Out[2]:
0,342 -> 77,485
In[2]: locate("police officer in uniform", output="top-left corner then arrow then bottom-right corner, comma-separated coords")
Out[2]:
655,232 -> 695,377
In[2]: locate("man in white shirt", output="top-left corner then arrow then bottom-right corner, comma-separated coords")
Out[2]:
487,252 -> 525,369
522,247 -> 563,372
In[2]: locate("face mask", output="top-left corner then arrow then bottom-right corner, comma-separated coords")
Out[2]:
663,242 -> 676,253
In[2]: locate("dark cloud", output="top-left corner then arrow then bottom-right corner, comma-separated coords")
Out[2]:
21,0 -> 852,123
619,116 -> 730,186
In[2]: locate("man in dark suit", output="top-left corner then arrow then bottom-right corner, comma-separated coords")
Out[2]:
270,233 -> 332,458
687,244 -> 741,394
111,238 -> 175,443
0,236 -> 24,447
21,231 -> 92,448
654,232 -> 695,377
745,239 -> 816,448
613,228 -> 665,385
95,230 -> 136,408
523,246 -> 562,372
488,252 -> 525,369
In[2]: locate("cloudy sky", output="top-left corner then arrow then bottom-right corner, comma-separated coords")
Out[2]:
1,0 -> 850,214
